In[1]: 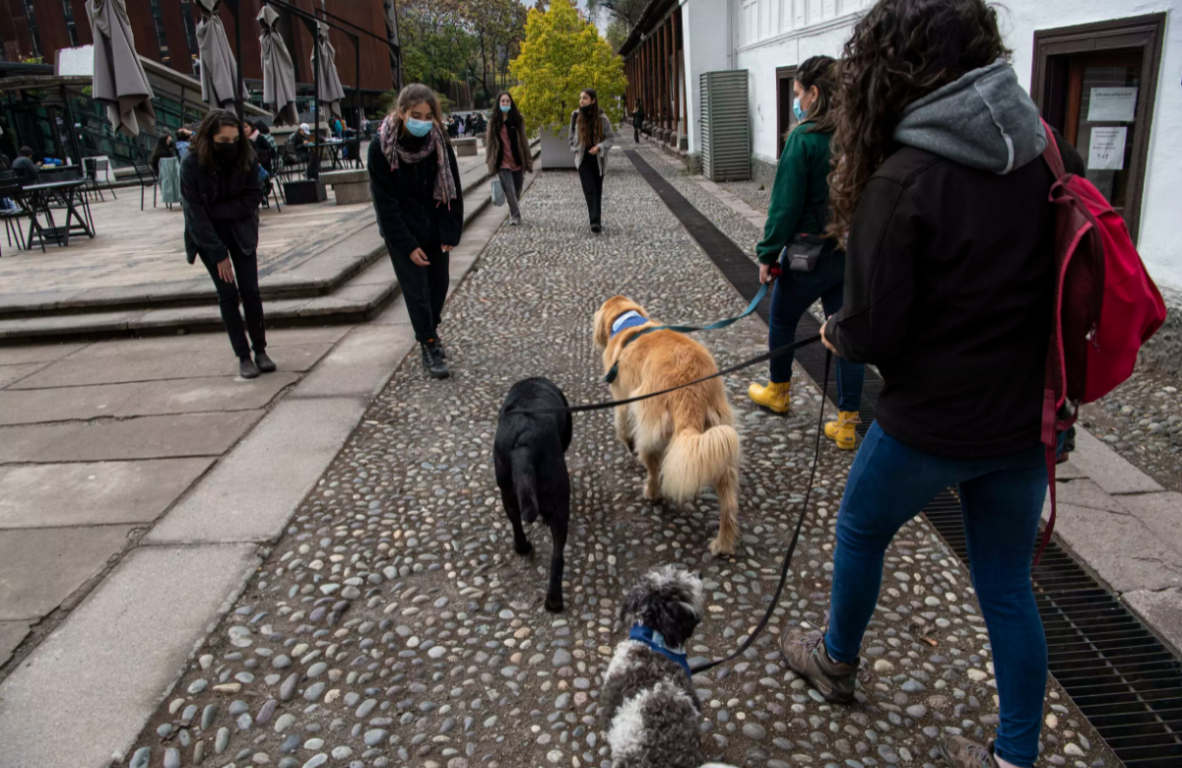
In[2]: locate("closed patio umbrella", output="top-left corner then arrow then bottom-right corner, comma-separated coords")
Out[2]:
86,0 -> 155,137
196,0 -> 241,109
258,6 -> 298,125
313,21 -> 346,121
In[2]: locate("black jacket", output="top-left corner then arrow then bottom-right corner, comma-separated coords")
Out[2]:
180,151 -> 264,264
824,145 -> 1063,459
368,136 -> 464,260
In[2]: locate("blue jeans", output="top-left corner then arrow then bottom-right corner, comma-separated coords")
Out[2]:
825,422 -> 1048,767
768,252 -> 864,412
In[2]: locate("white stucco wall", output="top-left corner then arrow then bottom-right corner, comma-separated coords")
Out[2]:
713,0 -> 1182,292
680,0 -> 731,156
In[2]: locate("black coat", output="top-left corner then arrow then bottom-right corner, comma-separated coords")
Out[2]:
824,145 -> 1061,460
368,136 -> 464,260
180,151 -> 264,264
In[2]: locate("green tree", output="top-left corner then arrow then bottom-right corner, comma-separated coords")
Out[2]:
509,0 -> 626,133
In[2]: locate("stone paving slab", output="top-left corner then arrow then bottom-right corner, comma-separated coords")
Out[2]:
0,411 -> 264,464
1046,500 -> 1182,593
0,341 -> 87,365
0,363 -> 47,389
0,373 -> 300,425
1068,426 -> 1165,494
1123,587 -> 1182,657
0,525 -> 134,620
0,458 -> 213,528
0,543 -> 261,768
1113,491 -> 1182,556
7,328 -> 347,388
292,324 -> 416,399
0,621 -> 30,665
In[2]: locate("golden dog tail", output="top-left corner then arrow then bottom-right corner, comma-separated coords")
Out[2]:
660,398 -> 740,502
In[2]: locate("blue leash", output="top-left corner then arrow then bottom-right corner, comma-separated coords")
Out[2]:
604,280 -> 771,384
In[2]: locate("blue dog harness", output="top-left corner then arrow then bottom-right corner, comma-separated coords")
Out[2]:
610,310 -> 649,338
630,623 -> 691,678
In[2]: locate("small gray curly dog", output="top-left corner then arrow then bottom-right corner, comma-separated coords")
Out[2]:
601,566 -> 738,768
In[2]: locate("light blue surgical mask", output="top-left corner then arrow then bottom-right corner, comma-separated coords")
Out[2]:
405,118 -> 433,138
499,104 -> 511,113
793,96 -> 807,122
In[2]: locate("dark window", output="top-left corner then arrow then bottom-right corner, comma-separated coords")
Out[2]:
149,0 -> 170,62
23,1 -> 42,59
62,0 -> 79,47
775,66 -> 797,159
180,0 -> 199,62
1032,13 -> 1165,241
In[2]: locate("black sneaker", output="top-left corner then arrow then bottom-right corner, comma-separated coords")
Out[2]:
420,341 -> 450,379
239,357 -> 260,379
255,351 -> 276,373
434,338 -> 447,360
590,223 -> 602,234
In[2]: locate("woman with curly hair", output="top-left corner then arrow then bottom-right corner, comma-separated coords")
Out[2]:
778,2 -> 1065,767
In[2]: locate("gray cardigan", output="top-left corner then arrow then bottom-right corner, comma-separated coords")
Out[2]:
569,110 -> 615,174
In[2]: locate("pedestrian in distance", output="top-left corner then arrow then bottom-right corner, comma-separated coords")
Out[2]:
368,83 -> 464,380
180,108 -> 272,380
149,133 -> 175,175
570,88 -> 614,234
11,146 -> 39,185
747,55 -> 865,450
174,128 -> 193,160
486,92 -> 533,227
631,98 -> 644,143
778,3 -> 1073,768
249,120 -> 278,175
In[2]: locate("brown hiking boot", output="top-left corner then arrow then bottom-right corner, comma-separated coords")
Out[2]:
938,736 -> 998,768
778,626 -> 859,704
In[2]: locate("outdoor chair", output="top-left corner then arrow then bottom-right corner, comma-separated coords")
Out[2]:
133,163 -> 158,210
84,158 -> 118,203
344,138 -> 362,169
0,170 -> 16,185
0,183 -> 29,252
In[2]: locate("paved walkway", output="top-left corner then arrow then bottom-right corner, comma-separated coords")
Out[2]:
5,148 -> 1116,768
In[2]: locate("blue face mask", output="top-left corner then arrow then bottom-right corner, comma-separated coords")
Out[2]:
499,105 -> 511,113
793,96 -> 807,122
405,118 -> 433,138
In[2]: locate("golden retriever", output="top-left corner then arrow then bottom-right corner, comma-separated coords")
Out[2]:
593,296 -> 741,555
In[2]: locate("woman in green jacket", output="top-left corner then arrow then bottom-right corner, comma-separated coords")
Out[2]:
748,55 -> 865,449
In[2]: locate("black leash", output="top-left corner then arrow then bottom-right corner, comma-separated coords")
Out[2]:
691,348 -> 831,675
518,334 -> 820,415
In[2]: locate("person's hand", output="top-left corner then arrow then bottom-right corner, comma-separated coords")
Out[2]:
409,248 -> 430,266
441,245 -> 454,253
588,145 -> 600,156
216,257 -> 235,284
759,263 -> 776,285
820,318 -> 838,354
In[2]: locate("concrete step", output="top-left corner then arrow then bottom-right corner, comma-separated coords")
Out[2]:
0,152 -> 529,343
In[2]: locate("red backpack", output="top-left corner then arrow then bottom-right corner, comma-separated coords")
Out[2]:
1038,119 -> 1168,560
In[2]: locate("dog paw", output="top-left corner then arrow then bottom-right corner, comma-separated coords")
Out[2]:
643,483 -> 661,501
709,537 -> 735,557
545,596 -> 564,613
515,541 -> 534,557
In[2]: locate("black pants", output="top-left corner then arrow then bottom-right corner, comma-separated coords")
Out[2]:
199,231 -> 266,360
389,242 -> 450,342
634,126 -> 640,142
578,159 -> 604,226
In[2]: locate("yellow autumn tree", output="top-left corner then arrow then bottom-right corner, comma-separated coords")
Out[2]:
509,0 -> 626,134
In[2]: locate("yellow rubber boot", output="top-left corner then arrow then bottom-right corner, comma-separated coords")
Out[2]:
825,411 -> 860,450
748,380 -> 792,413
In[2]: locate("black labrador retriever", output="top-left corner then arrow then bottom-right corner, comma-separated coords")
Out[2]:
493,377 -> 573,612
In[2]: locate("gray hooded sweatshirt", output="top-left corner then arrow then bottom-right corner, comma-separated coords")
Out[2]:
893,60 -> 1046,175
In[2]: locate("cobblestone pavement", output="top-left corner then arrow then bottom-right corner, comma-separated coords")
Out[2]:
118,149 -> 1116,768
1080,370 -> 1182,493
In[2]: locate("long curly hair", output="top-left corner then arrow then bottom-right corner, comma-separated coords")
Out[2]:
828,0 -> 1010,241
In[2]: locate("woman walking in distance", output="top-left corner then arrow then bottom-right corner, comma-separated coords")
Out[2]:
368,84 -> 464,380
779,3 -> 1063,768
180,109 -> 271,380
569,88 -> 614,233
746,56 -> 865,450
486,92 -> 533,226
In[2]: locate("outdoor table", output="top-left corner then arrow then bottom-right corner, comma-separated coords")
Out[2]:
21,179 -> 94,249
318,139 -> 344,170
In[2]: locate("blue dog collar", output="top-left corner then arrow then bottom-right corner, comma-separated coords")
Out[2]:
610,310 -> 648,338
630,623 -> 691,677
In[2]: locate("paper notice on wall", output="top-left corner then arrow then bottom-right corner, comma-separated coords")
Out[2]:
1087,87 -> 1138,122
1088,126 -> 1127,170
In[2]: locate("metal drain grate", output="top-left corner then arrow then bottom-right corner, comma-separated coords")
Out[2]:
625,149 -> 1182,768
